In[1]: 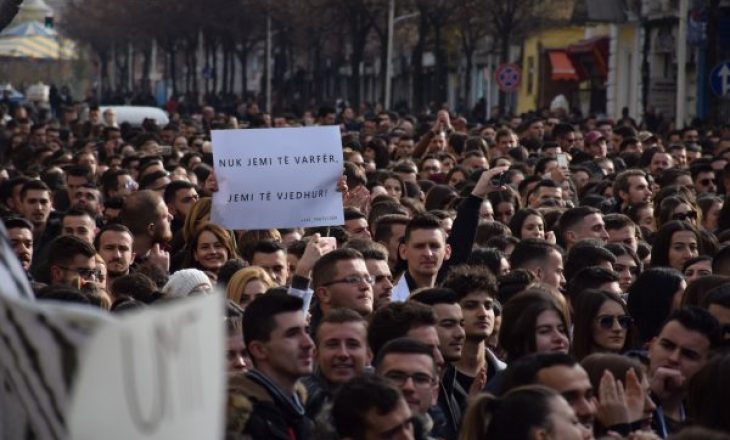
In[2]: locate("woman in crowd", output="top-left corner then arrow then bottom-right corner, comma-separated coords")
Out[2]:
183,223 -> 239,278
627,267 -> 686,346
509,208 -> 547,240
459,385 -> 589,440
571,289 -> 637,361
605,243 -> 642,293
651,220 -> 702,271
226,266 -> 276,308
487,188 -> 521,226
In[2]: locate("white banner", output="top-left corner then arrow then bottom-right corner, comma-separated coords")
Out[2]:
68,294 -> 225,440
211,126 -> 345,229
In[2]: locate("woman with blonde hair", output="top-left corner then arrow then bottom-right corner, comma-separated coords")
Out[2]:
226,266 -> 276,308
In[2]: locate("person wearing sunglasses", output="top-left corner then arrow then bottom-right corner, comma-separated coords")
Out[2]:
571,289 -> 637,361
656,195 -> 700,229
47,234 -> 100,289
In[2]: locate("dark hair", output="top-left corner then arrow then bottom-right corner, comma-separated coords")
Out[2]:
332,374 -> 404,440
410,287 -> 459,306
712,245 -> 730,276
403,213 -> 443,243
374,337 -> 435,369
217,258 -> 248,288
557,206 -> 601,247
311,248 -> 364,288
163,179 -> 195,205
651,220 -> 701,269
119,190 -> 163,235
566,267 -> 620,305
4,216 -> 33,232
245,239 -> 286,263
499,352 -> 577,395
627,267 -> 685,345
475,221 -> 512,247
93,223 -> 132,251
242,293 -> 304,349
315,307 -> 368,345
183,223 -> 239,271
564,241 -> 617,283
20,179 -> 51,200
467,247 -> 507,277
497,269 -> 537,304
509,238 -> 558,270
460,385 -> 559,440
687,353 -> 730,433
571,289 -> 636,360
110,273 -> 159,303
47,235 -> 97,268
499,289 -> 570,361
509,208 -> 543,239
441,264 -> 497,300
367,301 -> 436,358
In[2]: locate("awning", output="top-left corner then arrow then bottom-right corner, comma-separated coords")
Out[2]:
0,21 -> 57,38
567,36 -> 610,80
0,35 -> 76,60
548,50 -> 579,81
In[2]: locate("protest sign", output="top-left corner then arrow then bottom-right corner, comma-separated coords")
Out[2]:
211,126 -> 345,229
68,293 -> 225,440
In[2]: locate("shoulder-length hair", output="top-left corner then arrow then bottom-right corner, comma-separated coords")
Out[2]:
571,289 -> 637,361
651,220 -> 701,268
226,266 -> 275,307
183,223 -> 239,270
509,208 -> 543,239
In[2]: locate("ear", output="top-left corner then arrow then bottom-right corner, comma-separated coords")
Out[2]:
50,264 -> 63,283
565,230 -> 576,246
531,428 -> 550,440
247,340 -> 267,363
146,222 -> 155,236
398,242 -> 407,261
443,243 -> 452,261
315,286 -> 331,305
617,189 -> 628,203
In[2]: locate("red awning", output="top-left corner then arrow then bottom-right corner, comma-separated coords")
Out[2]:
567,36 -> 610,80
548,50 -> 579,81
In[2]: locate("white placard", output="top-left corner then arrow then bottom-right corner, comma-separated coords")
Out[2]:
68,294 -> 225,440
211,127 -> 345,229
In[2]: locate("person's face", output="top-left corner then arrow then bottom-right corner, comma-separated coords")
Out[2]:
613,255 -> 638,292
170,187 -> 199,219
462,155 -> 488,171
479,200 -> 494,224
362,397 -> 415,440
237,279 -> 268,308
366,259 -> 393,310
529,121 -> 545,139
66,175 -> 88,200
52,254 -> 97,287
73,187 -> 101,214
400,228 -> 451,279
460,291 -> 495,343
684,259 -> 712,284
432,302 -> 465,362
448,171 -> 466,188
253,311 -> 314,382
607,225 -> 638,253
384,223 -> 406,268
649,320 -> 711,383
8,227 -> 33,271
194,230 -> 228,272
538,249 -> 566,290
98,230 -> 134,277
670,148 -> 687,168
589,139 -> 608,158
226,334 -> 249,373
649,152 -> 673,177
695,171 -> 717,194
419,159 -> 441,179
496,201 -> 515,225
534,186 -> 562,208
62,215 -> 96,244
535,309 -> 570,354
520,214 -> 545,239
319,259 -> 374,315
429,132 -> 446,152
78,153 -> 97,176
383,178 -> 403,198
406,325 -> 445,374
152,201 -> 173,243
537,364 -> 597,435
397,140 -> 415,158
592,300 -> 629,352
683,130 -> 699,143
316,321 -> 371,384
21,189 -> 52,226
637,206 -> 655,232
668,230 -> 698,271
671,203 -> 698,226
546,395 -> 593,440
707,304 -> 730,340
570,213 -> 609,244
703,200 -> 722,231
497,134 -> 516,153
379,352 -> 437,415
251,250 -> 288,286
345,217 -> 372,240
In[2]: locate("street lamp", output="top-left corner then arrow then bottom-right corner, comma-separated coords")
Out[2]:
384,0 -> 418,110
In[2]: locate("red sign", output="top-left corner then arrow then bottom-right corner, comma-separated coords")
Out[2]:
495,63 -> 522,92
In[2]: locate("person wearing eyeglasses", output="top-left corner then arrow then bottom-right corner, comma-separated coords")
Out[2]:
46,234 -> 100,290
571,289 -> 638,362
691,163 -> 717,196
310,248 -> 374,335
375,338 -> 439,435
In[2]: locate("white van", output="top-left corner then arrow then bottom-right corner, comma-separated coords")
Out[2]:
99,106 -> 169,127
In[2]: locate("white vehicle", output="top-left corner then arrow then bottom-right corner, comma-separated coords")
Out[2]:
99,105 -> 169,127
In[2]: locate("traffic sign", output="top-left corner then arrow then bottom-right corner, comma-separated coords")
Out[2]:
710,61 -> 730,97
495,63 -> 522,92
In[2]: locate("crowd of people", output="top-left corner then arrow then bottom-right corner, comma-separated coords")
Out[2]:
1,97 -> 729,440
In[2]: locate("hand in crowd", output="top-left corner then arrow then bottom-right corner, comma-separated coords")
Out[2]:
471,165 -> 509,198
294,233 -> 336,278
149,243 -> 170,273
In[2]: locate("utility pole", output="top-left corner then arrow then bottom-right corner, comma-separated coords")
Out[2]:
675,0 -> 688,128
384,0 -> 395,110
265,0 -> 272,113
